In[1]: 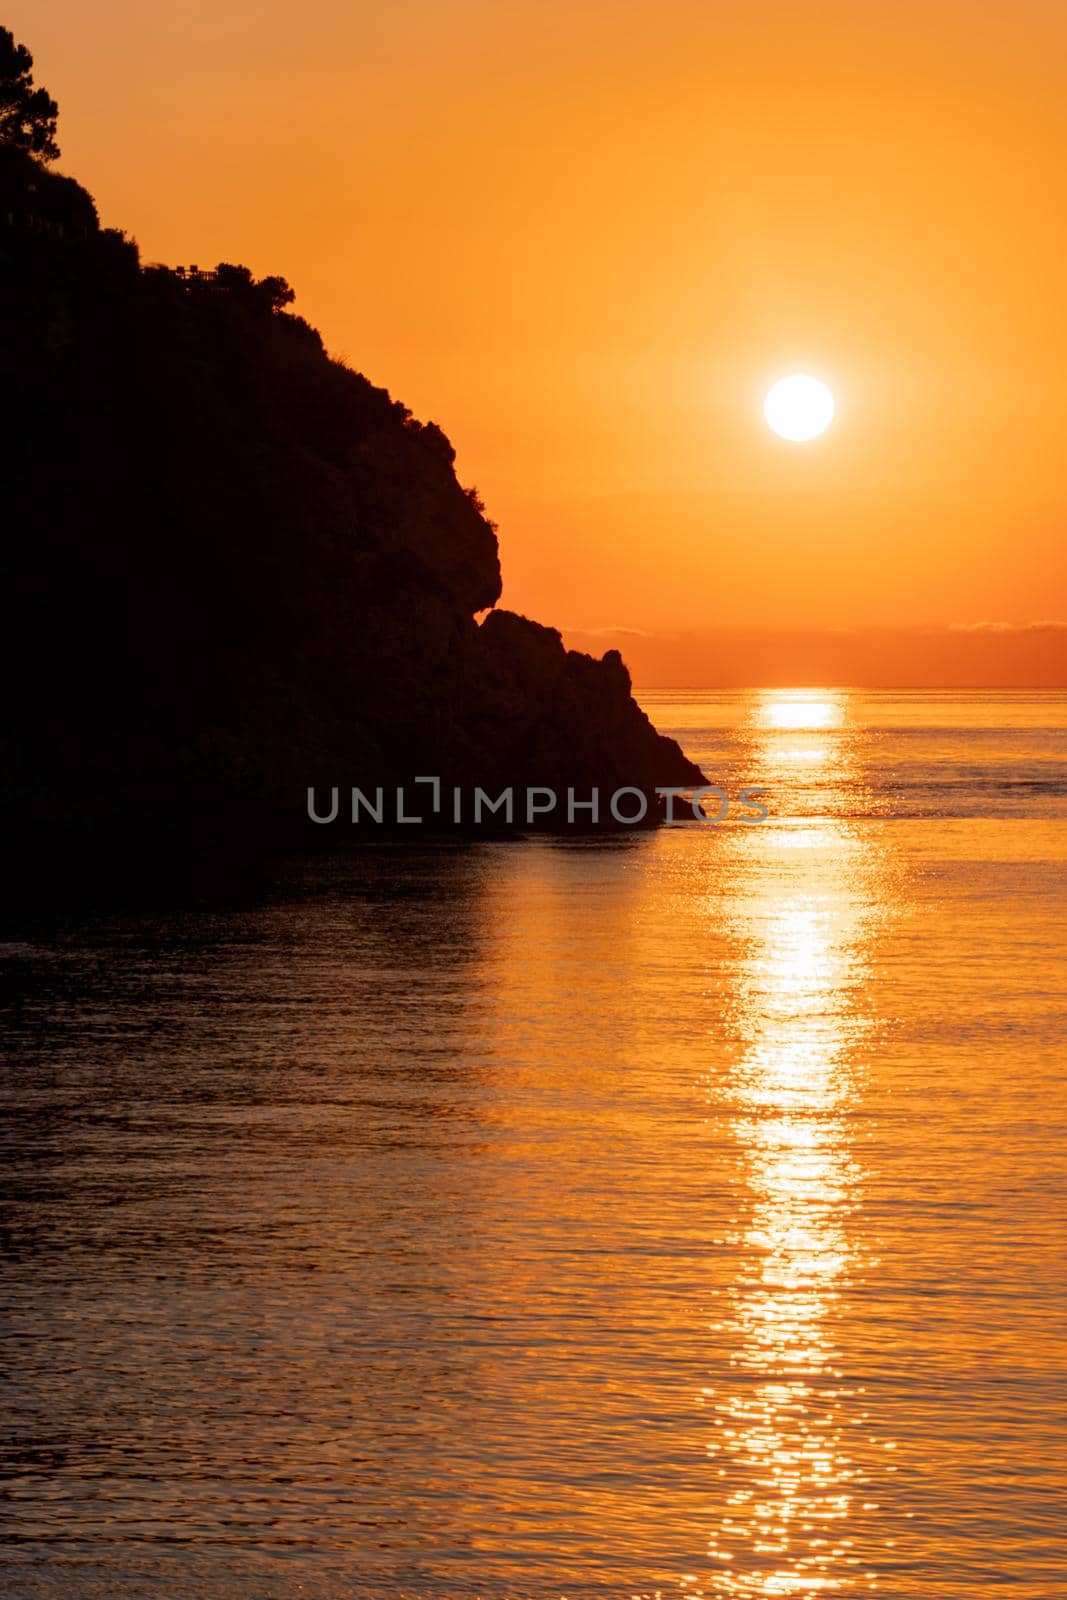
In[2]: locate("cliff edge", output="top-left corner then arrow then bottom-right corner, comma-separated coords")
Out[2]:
1,115 -> 704,839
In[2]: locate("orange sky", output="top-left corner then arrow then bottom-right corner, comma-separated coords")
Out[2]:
15,0 -> 1067,682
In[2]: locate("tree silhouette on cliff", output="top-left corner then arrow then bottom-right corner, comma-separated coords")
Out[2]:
0,27 -> 59,159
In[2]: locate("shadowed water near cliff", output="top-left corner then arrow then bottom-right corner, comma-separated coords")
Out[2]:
1,691 -> 1065,1597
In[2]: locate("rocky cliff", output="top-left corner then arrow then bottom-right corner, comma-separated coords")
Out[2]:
0,143 -> 704,840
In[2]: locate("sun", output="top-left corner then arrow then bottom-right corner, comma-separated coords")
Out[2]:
764,374 -> 834,442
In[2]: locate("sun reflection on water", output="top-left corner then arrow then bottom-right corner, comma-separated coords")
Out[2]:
762,694 -> 844,732
700,691 -> 892,1596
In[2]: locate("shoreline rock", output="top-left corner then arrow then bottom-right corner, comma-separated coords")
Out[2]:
1,146 -> 705,850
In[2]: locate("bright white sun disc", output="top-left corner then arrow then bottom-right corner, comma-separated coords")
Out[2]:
764,374 -> 834,441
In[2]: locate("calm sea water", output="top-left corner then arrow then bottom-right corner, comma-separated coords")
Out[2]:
2,690 -> 1065,1598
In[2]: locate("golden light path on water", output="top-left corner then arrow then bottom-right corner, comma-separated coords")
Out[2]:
761,694 -> 844,733
3,689 -> 1066,1595
694,691 -> 894,1596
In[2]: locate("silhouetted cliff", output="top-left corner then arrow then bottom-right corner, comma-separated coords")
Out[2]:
1,132 -> 703,841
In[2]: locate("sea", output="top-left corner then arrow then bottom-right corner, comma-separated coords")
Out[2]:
1,689 -> 1065,1598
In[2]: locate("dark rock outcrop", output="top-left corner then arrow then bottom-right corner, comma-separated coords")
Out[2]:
0,146 -> 704,841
